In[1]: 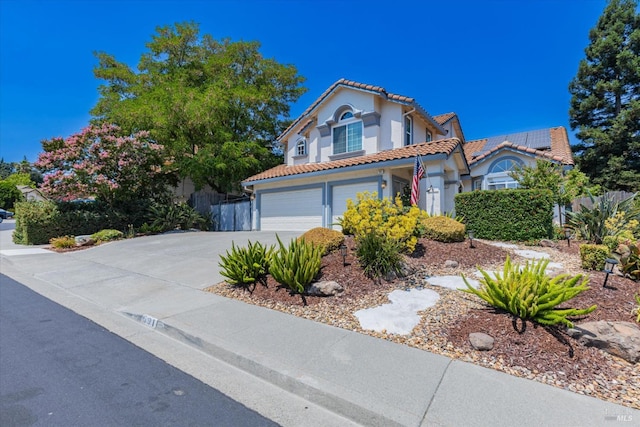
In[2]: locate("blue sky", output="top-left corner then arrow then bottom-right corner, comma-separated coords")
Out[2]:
0,0 -> 607,164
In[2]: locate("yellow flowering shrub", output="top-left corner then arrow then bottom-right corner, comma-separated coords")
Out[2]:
340,192 -> 428,253
603,212 -> 639,252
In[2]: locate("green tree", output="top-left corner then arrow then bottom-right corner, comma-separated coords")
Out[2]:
0,181 -> 22,210
91,22 -> 306,193
510,160 -> 598,225
568,0 -> 640,192
0,159 -> 15,180
3,173 -> 35,188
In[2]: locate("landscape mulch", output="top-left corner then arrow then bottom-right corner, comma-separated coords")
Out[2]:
207,236 -> 640,410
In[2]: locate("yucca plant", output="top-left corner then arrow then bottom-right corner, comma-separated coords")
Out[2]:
463,256 -> 596,329
269,235 -> 322,305
218,240 -> 274,292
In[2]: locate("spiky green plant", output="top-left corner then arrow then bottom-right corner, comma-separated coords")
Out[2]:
355,232 -> 403,280
218,240 -> 274,290
463,256 -> 596,328
635,293 -> 640,323
269,235 -> 322,305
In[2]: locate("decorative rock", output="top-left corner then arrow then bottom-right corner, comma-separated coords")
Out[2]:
75,235 -> 95,247
539,239 -> 557,248
567,321 -> 640,364
444,260 -> 459,268
383,262 -> 414,281
469,332 -> 495,351
307,281 -> 344,297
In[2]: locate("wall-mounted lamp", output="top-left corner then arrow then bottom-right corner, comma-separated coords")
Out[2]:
468,229 -> 475,249
564,226 -> 572,247
602,258 -> 618,288
381,180 -> 387,189
339,243 -> 348,267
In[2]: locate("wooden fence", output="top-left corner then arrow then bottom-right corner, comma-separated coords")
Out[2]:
571,191 -> 635,212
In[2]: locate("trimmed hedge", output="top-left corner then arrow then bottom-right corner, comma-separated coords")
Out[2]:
13,200 -> 148,245
455,189 -> 554,241
422,216 -> 465,242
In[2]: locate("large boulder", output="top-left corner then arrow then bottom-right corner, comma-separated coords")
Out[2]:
75,235 -> 95,247
567,321 -> 640,363
307,281 -> 344,297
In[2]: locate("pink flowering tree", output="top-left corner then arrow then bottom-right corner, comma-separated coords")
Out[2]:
36,124 -> 175,205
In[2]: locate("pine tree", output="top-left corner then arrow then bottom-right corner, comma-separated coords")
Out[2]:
568,0 -> 640,192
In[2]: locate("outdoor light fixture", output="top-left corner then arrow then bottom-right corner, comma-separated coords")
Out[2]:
468,229 -> 475,249
602,258 -> 618,288
339,243 -> 348,267
381,180 -> 387,189
564,227 -> 572,247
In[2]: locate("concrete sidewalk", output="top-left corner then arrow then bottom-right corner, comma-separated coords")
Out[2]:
1,227 -> 638,426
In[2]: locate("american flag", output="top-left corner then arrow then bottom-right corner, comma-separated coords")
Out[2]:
410,155 -> 424,206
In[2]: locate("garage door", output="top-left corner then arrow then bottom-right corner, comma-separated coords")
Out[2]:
260,188 -> 323,231
331,182 -> 378,228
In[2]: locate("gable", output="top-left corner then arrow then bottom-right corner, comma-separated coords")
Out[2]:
279,79 -> 447,145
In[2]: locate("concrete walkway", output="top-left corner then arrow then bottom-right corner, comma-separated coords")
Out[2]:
1,222 -> 637,426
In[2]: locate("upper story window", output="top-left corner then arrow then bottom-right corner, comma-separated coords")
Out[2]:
426,129 -> 432,142
404,116 -> 413,146
486,157 -> 521,190
295,139 -> 306,156
333,110 -> 362,154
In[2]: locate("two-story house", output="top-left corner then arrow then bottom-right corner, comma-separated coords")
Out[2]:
242,79 -> 574,231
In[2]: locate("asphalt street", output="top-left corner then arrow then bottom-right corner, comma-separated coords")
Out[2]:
0,273 -> 280,427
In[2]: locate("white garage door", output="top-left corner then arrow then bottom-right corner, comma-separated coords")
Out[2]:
260,188 -> 323,231
331,182 -> 378,228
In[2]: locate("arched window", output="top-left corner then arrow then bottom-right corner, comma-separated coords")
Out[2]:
333,109 -> 362,154
486,157 -> 522,190
295,139 -> 306,156
489,159 -> 518,174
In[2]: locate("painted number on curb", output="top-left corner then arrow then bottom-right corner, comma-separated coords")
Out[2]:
141,314 -> 158,329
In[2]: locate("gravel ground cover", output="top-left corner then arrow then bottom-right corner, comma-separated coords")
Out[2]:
207,236 -> 639,409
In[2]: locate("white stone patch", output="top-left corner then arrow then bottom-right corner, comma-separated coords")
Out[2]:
514,250 -> 550,260
0,248 -> 53,256
545,262 -> 564,270
355,288 -> 440,335
488,242 -> 519,249
425,275 -> 479,290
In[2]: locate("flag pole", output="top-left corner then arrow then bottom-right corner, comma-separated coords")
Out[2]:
415,146 -> 431,192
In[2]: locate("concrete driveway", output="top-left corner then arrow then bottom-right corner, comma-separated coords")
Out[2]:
1,223 -> 300,289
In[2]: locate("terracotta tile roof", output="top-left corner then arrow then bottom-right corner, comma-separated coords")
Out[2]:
433,112 -> 456,125
244,138 -> 462,184
463,126 -> 574,166
279,78 -> 445,142
433,112 -> 466,144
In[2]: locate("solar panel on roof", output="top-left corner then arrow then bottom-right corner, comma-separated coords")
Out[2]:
477,129 -> 551,155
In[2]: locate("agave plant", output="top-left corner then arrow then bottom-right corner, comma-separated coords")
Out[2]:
269,235 -> 322,305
